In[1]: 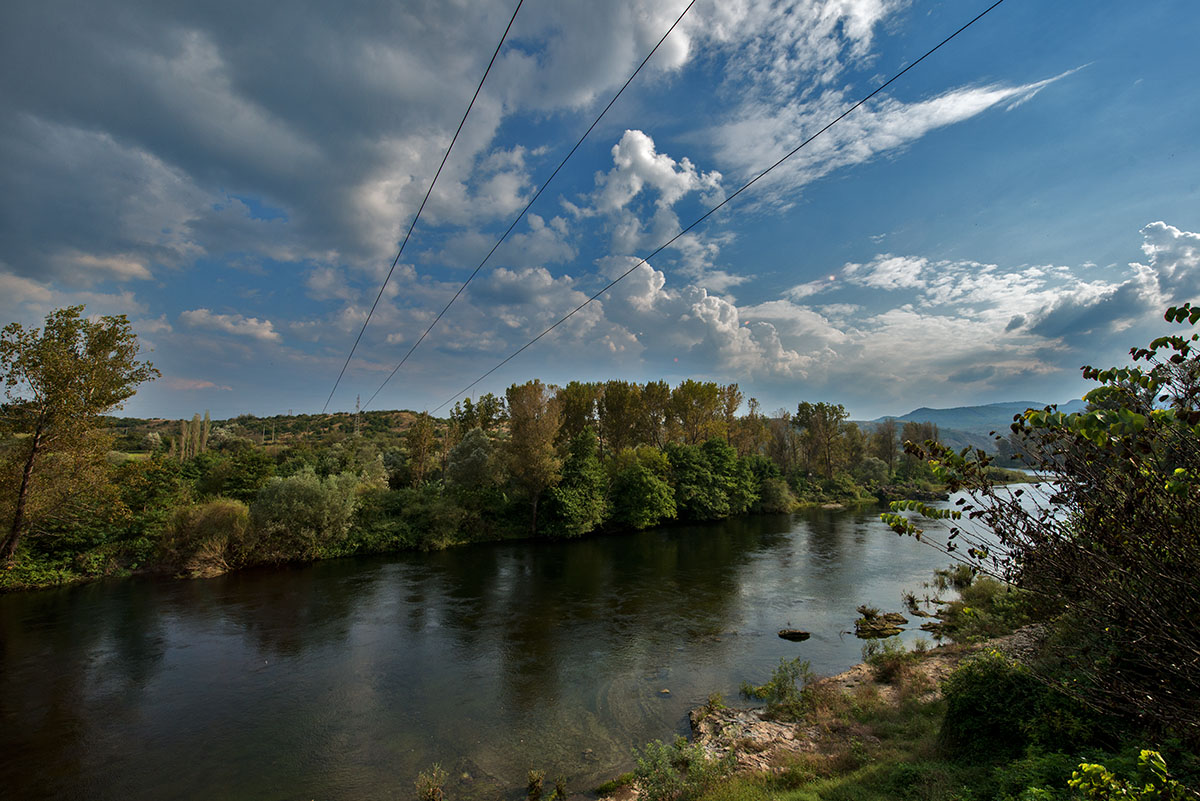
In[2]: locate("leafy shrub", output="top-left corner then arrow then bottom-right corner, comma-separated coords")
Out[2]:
247,468 -> 359,561
633,736 -> 734,801
755,477 -> 796,513
940,651 -> 1042,761
862,636 -> 916,684
160,498 -> 249,577
740,657 -> 816,720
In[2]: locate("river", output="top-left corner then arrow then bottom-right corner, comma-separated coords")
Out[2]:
0,499 -> 975,800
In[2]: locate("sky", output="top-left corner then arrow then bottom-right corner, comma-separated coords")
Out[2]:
2,0 -> 1198,421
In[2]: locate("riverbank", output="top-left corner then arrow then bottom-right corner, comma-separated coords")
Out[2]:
596,628 -> 1090,801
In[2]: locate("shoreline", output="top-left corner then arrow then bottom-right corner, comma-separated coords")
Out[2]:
599,631 -> 1037,800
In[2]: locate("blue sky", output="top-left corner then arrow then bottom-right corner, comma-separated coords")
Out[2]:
2,0 -> 1197,420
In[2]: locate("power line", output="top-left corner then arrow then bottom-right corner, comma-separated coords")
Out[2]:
427,0 -> 1008,414
362,0 -> 700,412
320,0 -> 526,414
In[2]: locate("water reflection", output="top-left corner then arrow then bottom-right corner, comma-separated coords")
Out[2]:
0,497 -> 983,800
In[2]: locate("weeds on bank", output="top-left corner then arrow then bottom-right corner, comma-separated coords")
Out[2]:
739,658 -> 817,720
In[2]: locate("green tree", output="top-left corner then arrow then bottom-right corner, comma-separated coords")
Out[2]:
884,304 -> 1200,745
505,380 -> 562,534
869,418 -> 899,472
445,427 -> 496,506
609,447 -> 676,530
248,468 -> 360,561
544,427 -> 606,538
793,401 -> 848,479
1,306 -> 158,561
598,379 -> 642,455
555,381 -> 600,445
640,380 -> 672,448
671,379 -> 721,445
406,412 -> 436,487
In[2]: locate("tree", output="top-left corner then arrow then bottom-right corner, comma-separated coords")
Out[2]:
609,447 -> 676,530
793,401 -> 848,479
641,380 -> 672,448
869,418 -> 899,472
505,380 -> 561,534
406,412 -> 436,487
598,379 -> 642,455
670,379 -> 721,445
1,306 -> 158,561
555,381 -> 600,445
544,428 -> 606,537
884,304 -> 1200,746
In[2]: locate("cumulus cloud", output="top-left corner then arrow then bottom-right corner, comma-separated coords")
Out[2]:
180,308 -> 282,342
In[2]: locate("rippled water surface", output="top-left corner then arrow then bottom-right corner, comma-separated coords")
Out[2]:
1,502 -> 971,800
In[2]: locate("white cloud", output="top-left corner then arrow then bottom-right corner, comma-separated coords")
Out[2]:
596,130 -> 723,213
66,251 -> 153,281
710,71 -> 1077,202
844,254 -> 928,290
180,308 -> 282,342
166,377 -> 233,391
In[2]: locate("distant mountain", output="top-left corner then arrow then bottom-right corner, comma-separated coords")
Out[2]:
870,399 -> 1087,435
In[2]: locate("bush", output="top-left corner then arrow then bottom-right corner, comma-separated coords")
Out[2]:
755,477 -> 796,513
862,636 -> 916,684
633,736 -> 733,801
740,657 -> 816,721
940,651 -> 1043,761
160,498 -> 250,577
247,468 -> 359,562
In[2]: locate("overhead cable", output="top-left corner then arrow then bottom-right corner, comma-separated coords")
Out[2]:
363,0 -> 700,411
320,0 -> 526,414
427,0 -> 1008,414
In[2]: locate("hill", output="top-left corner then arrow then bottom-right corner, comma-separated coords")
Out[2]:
872,399 -> 1087,435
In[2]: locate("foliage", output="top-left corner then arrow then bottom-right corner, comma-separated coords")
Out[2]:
883,305 -> 1200,745
247,468 -> 359,561
527,769 -> 545,801
415,763 -> 448,801
544,428 -> 606,537
937,650 -> 1103,762
609,447 -> 677,530
634,735 -> 734,801
505,380 -> 562,534
1,305 -> 158,560
862,637 -> 917,685
1065,751 -> 1191,801
740,657 -> 817,721
161,498 -> 250,577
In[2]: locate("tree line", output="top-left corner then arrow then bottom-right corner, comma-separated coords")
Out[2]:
2,306 -> 950,590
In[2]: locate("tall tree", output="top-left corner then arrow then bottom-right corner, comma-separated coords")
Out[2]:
406,412 -> 436,487
670,379 -> 721,445
1,306 -> 158,560
640,380 -> 671,448
869,418 -> 899,472
718,383 -> 743,442
793,401 -> 848,479
504,380 -> 562,534
555,381 -> 600,445
598,379 -> 642,455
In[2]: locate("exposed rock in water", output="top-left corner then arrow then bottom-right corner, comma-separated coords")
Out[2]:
777,629 -> 811,642
855,623 -> 903,639
854,605 -> 908,638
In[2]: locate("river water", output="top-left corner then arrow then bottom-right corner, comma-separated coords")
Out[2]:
0,500 -> 972,800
